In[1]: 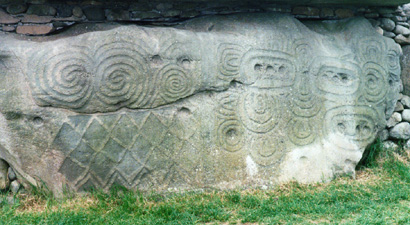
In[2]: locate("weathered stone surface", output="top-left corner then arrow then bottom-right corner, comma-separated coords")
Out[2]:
394,25 -> 410,36
105,9 -> 130,21
26,5 -> 57,16
16,24 -> 55,35
320,8 -> 334,18
378,129 -> 389,141
292,7 -> 320,17
6,4 -> 27,15
401,95 -> 410,108
10,180 -> 20,193
0,9 -> 20,24
7,167 -> 16,181
394,34 -> 410,45
375,26 -> 383,36
395,101 -> 405,112
382,140 -> 399,150
402,109 -> 410,122
1,25 -> 15,32
390,122 -> 410,139
387,112 -> 402,128
335,9 -> 354,18
401,46 -> 410,96
21,15 -> 53,23
383,31 -> 396,39
0,13 -> 401,193
0,159 -> 8,190
72,6 -> 84,18
83,7 -> 105,21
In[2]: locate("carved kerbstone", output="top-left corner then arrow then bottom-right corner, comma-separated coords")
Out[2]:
0,13 -> 401,193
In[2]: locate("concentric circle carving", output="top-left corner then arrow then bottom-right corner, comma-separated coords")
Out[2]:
217,119 -> 244,152
238,91 -> 279,133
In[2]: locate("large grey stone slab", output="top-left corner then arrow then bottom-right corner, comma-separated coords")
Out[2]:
0,13 -> 401,194
401,46 -> 410,96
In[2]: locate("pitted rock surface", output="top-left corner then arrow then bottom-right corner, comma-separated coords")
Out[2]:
0,13 -> 401,193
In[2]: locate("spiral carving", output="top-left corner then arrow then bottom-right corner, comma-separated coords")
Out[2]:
32,47 -> 94,109
95,41 -> 149,107
158,64 -> 193,102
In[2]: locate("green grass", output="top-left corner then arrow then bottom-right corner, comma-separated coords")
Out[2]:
2,142 -> 410,224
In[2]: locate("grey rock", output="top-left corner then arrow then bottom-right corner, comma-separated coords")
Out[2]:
378,129 -> 389,141
381,13 -> 394,18
320,8 -> 334,18
129,3 -> 153,12
0,197 -> 15,205
380,18 -> 396,32
364,13 -> 379,19
7,167 -> 15,181
389,122 -> 410,139
6,4 -> 27,15
375,26 -> 383,35
25,0 -> 47,3
55,4 -> 72,17
0,14 -> 401,193
131,11 -> 161,19
162,10 -> 181,17
387,112 -> 402,128
335,9 -> 354,18
72,6 -> 83,18
404,139 -> 410,150
402,109 -> 410,122
368,19 -> 380,27
293,6 -> 320,17
395,102 -> 405,112
401,46 -> 410,96
378,8 -> 397,14
156,3 -> 173,11
180,10 -> 200,18
400,79 -> 404,93
83,7 -> 105,21
397,22 -> 410,28
383,140 -> 399,150
10,180 -> 20,194
26,5 -> 57,16
401,95 -> 410,108
0,159 -> 8,190
394,25 -> 410,36
403,3 -> 410,17
392,16 -> 407,22
383,31 -> 396,38
394,34 -> 410,45
105,9 -> 130,21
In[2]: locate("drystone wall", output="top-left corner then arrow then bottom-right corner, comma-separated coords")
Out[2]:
0,1 -> 407,194
0,1 -> 405,36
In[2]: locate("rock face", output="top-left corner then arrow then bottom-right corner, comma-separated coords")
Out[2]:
401,45 -> 410,96
0,13 -> 401,193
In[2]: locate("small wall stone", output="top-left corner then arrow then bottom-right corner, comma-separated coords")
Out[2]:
16,24 -> 54,35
